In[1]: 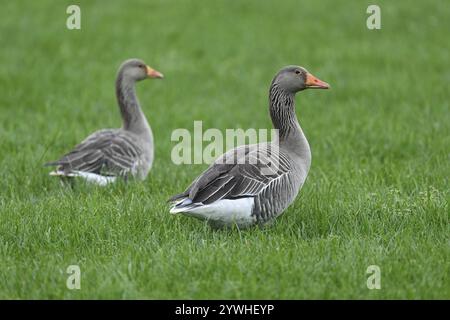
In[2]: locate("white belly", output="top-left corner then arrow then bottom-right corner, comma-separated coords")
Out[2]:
65,171 -> 116,186
175,198 -> 256,228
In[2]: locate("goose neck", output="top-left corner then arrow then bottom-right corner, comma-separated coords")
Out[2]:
115,74 -> 150,135
269,84 -> 298,139
269,84 -> 311,161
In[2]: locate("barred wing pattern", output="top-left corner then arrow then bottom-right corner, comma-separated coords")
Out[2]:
170,144 -> 297,222
46,129 -> 143,177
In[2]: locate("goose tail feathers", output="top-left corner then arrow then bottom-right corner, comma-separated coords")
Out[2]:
48,170 -> 116,186
169,197 -> 202,214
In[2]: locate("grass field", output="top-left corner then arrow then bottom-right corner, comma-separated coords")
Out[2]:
0,0 -> 448,299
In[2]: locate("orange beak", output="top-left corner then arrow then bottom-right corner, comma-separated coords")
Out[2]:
146,66 -> 164,79
305,72 -> 330,89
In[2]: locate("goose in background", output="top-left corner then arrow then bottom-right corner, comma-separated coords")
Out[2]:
169,65 -> 329,228
45,58 -> 163,185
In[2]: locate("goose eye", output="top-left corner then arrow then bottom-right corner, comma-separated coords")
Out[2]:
295,70 -> 301,74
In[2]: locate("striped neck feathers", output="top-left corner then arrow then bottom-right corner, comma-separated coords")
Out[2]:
268,84 -> 311,164
115,73 -> 149,134
269,84 -> 299,140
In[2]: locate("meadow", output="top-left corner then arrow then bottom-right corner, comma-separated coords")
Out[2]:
0,0 -> 448,299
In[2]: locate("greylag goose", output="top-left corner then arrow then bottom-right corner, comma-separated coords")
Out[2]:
45,59 -> 163,185
169,65 -> 329,228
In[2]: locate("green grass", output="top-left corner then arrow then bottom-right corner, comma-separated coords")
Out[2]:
0,0 -> 448,299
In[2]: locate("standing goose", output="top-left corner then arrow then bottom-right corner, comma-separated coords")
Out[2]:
45,59 -> 163,185
169,65 -> 329,228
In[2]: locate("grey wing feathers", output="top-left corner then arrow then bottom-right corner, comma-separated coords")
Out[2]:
169,144 -> 292,205
45,129 -> 142,176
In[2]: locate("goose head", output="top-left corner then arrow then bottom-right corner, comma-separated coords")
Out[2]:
118,58 -> 164,82
272,65 -> 329,93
